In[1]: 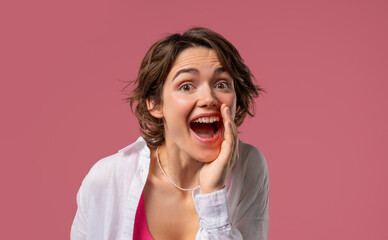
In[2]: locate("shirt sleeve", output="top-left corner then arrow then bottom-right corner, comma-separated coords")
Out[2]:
233,147 -> 269,240
71,170 -> 94,240
192,186 -> 243,239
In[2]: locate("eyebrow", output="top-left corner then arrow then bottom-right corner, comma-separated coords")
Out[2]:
172,67 -> 226,81
173,68 -> 199,81
214,67 -> 226,76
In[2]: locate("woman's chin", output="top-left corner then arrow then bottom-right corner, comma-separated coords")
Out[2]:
194,148 -> 221,163
189,127 -> 224,162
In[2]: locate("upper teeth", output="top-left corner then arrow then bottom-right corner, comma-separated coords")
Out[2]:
192,116 -> 220,123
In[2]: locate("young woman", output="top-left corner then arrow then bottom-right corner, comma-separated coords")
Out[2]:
71,27 -> 269,240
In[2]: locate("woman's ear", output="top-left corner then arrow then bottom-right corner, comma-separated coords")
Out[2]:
146,98 -> 164,119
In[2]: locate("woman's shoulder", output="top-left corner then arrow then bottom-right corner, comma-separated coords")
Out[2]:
226,139 -> 269,213
238,139 -> 268,174
231,139 -> 269,192
82,137 -> 150,188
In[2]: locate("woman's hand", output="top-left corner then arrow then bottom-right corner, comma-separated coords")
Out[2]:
199,104 -> 239,194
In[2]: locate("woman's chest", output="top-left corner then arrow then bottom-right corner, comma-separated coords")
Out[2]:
144,188 -> 199,240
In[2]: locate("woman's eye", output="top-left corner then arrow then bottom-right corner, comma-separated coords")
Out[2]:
216,82 -> 229,89
180,84 -> 193,92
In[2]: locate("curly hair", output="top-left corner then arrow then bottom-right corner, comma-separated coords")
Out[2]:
123,27 -> 264,147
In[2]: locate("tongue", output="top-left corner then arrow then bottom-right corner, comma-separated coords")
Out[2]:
190,123 -> 216,138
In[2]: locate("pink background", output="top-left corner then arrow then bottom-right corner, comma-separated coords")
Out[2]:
1,0 -> 387,239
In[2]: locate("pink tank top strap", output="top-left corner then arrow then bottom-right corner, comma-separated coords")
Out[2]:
133,190 -> 154,240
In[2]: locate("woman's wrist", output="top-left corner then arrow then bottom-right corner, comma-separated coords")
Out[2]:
200,184 -> 225,194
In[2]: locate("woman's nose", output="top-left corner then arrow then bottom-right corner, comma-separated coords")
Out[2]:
197,85 -> 219,107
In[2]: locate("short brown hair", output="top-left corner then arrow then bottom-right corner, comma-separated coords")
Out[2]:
124,27 -> 264,147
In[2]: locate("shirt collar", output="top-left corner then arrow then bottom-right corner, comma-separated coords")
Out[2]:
118,136 -> 150,156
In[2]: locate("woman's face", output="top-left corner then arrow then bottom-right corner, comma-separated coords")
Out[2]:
151,47 -> 237,162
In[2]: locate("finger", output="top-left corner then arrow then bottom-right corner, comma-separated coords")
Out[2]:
221,104 -> 239,157
221,103 -> 237,140
229,108 -> 238,150
221,104 -> 233,144
217,106 -> 233,161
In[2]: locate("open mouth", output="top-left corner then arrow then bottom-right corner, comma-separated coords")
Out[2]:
189,116 -> 223,139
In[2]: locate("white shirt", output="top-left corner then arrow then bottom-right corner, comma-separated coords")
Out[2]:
71,137 -> 269,240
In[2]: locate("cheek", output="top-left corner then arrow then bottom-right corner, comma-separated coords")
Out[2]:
163,95 -> 194,124
176,98 -> 194,119
175,97 -> 193,109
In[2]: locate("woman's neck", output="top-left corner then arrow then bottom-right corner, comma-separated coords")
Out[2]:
155,142 -> 204,190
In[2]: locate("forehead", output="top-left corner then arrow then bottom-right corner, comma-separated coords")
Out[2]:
169,47 -> 221,74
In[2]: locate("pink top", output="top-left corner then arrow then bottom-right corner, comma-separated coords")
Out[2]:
133,191 -> 154,240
